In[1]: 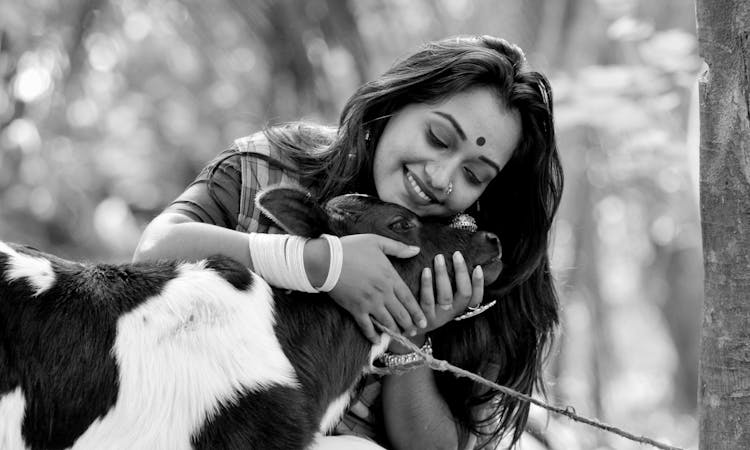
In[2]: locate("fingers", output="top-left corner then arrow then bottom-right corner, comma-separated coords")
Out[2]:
420,267 -> 436,323
354,315 -> 380,345
371,305 -> 399,336
392,278 -> 427,334
376,236 -> 420,258
452,251 -> 472,305
434,254 -> 453,310
469,266 -> 484,309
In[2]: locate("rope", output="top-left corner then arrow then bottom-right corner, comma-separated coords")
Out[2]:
373,325 -> 684,450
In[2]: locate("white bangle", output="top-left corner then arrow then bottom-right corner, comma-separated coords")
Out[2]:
247,233 -> 318,293
317,234 -> 343,292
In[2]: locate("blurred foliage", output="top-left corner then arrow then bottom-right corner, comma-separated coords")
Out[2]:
0,0 -> 700,449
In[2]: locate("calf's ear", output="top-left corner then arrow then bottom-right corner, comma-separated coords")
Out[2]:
255,186 -> 329,238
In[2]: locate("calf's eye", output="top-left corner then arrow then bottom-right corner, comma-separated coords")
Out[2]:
389,219 -> 415,232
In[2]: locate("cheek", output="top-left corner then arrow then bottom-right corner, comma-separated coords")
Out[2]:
372,154 -> 388,198
372,147 -> 401,198
451,186 -> 482,213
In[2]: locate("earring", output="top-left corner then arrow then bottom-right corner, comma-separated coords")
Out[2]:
450,213 -> 477,232
364,129 -> 371,142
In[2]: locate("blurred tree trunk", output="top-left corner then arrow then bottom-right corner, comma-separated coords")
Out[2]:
696,0 -> 750,449
550,126 -> 605,447
227,0 -> 368,120
0,30 -> 24,131
64,0 -> 104,89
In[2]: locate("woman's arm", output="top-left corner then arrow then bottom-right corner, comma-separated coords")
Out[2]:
134,211 -> 336,290
382,359 -> 460,450
133,212 -> 254,266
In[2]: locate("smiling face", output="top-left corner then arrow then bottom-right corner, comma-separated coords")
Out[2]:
372,87 -> 521,217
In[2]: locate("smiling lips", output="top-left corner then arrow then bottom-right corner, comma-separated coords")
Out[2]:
404,168 -> 437,204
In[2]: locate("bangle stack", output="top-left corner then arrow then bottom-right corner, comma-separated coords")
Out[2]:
379,338 -> 432,368
247,232 -> 344,293
317,234 -> 343,292
247,233 -> 318,293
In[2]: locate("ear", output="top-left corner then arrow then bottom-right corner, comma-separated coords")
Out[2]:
255,186 -> 329,238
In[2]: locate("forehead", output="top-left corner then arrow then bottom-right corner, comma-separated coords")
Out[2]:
426,88 -> 521,156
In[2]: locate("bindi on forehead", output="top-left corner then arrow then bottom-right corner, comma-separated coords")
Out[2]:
476,136 -> 486,146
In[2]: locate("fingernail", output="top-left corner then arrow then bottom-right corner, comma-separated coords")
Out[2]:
409,246 -> 420,253
474,265 -> 483,278
435,254 -> 444,266
418,319 -> 427,328
409,329 -> 417,337
453,251 -> 464,264
439,304 -> 452,311
422,267 -> 431,278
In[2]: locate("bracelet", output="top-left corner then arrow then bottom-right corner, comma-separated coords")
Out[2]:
379,338 -> 432,368
453,299 -> 497,321
247,233 -> 318,293
317,234 -> 343,292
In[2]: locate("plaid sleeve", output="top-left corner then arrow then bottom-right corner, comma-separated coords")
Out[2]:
234,133 -> 303,233
164,146 -> 243,229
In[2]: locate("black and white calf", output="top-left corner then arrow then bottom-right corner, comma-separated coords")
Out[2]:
0,187 -> 502,450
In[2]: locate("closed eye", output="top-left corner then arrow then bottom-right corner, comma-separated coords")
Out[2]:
427,128 -> 448,149
464,167 -> 483,185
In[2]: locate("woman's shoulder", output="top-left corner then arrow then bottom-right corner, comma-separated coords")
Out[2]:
232,131 -> 274,156
264,122 -> 337,154
233,122 -> 336,158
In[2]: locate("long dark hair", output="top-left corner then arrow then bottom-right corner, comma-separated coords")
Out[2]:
260,35 -> 562,447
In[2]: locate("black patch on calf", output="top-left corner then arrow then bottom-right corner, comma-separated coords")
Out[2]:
193,385 -> 314,450
203,256 -> 254,292
255,187 -> 329,238
191,290 -> 374,450
0,244 -> 181,449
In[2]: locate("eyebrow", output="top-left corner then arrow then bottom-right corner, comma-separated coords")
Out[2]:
433,111 -> 466,141
479,155 -> 501,174
433,111 -> 502,174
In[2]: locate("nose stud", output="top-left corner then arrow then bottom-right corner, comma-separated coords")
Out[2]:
445,182 -> 454,196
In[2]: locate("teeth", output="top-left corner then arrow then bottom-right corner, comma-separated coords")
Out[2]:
406,172 -> 431,202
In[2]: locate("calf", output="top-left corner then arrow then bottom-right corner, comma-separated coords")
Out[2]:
0,187 -> 502,450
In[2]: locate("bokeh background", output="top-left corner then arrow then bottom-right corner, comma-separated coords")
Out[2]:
0,0 -> 700,449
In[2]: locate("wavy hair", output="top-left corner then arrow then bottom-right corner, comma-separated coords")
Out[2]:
261,35 -> 563,447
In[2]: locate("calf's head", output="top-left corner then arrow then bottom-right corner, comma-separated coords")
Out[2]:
256,187 -> 503,293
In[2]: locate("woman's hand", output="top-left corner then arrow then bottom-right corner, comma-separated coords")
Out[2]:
322,234 -> 428,344
419,251 -> 484,334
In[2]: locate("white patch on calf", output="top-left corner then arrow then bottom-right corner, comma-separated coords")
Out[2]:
73,261 -> 298,449
317,336 -> 391,435
319,392 -> 353,435
0,242 -> 55,296
368,335 -> 391,366
0,388 -> 28,450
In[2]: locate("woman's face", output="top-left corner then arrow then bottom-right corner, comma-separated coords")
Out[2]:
373,87 -> 521,217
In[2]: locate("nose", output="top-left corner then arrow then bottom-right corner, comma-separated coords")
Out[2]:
424,160 -> 454,192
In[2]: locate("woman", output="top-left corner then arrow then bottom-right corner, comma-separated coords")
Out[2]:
134,35 -> 562,449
